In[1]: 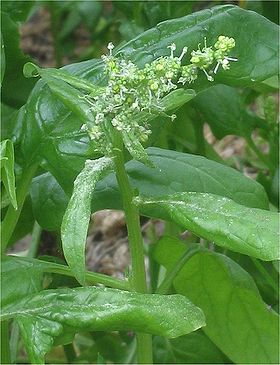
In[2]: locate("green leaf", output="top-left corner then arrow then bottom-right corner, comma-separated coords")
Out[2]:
8,196 -> 34,246
23,62 -> 103,95
1,104 -> 25,144
0,139 -> 17,209
61,157 -> 113,285
33,75 -> 95,125
154,240 -> 279,364
93,147 -> 269,211
117,5 -> 278,86
1,12 -> 36,107
31,147 -> 269,231
135,192 -> 279,261
153,331 -> 228,364
121,131 -> 153,167
160,89 -> 196,112
22,78 -> 92,191
2,0 -> 34,22
2,286 -> 205,364
31,172 -> 68,231
22,5 -> 278,167
1,255 -> 45,307
192,84 -> 267,139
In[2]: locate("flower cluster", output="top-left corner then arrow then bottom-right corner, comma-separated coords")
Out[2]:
82,36 -> 237,157
179,35 -> 237,83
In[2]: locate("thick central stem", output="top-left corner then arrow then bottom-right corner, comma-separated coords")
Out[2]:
113,135 -> 153,364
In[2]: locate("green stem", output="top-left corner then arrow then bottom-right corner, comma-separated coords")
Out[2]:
156,246 -> 200,295
21,256 -> 129,291
112,134 -> 153,364
251,257 -> 278,293
27,221 -> 42,258
113,143 -> 148,293
50,264 -> 129,291
1,321 -> 11,364
1,163 -> 38,253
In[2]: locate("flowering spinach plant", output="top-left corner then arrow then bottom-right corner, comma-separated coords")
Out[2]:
80,35 -> 236,164
1,3 -> 279,365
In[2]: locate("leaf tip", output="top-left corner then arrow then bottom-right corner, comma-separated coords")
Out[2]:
23,62 -> 40,78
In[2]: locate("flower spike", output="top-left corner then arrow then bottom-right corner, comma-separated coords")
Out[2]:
80,35 -> 236,158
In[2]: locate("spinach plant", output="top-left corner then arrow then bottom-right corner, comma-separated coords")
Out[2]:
1,3 -> 279,364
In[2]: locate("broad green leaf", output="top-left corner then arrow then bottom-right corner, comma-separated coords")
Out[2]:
1,255 -> 45,307
32,74 -> 96,125
22,5 -> 278,166
61,157 -> 113,285
2,286 -> 205,364
154,102 -> 228,164
1,104 -> 25,144
135,192 -> 279,261
154,240 -> 279,364
1,0 -> 34,22
93,147 -> 269,211
1,12 -> 36,107
0,139 -> 17,209
8,196 -> 34,246
31,172 -> 68,231
117,5 -> 278,86
153,331 -> 228,364
192,84 -> 267,139
30,147 -> 269,231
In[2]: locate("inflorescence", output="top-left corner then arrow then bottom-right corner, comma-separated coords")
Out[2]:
81,35 -> 237,156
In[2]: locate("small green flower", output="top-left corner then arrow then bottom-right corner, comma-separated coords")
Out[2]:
81,36 -> 236,159
190,48 -> 214,69
214,35 -> 235,52
179,65 -> 198,84
213,35 -> 237,74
